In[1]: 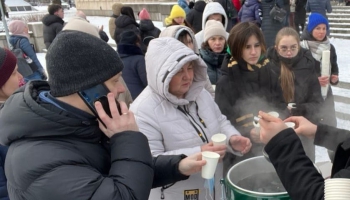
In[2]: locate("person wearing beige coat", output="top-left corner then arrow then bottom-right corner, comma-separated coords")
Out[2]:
109,3 -> 123,41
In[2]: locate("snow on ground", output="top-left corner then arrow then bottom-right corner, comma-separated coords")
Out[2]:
34,9 -> 350,163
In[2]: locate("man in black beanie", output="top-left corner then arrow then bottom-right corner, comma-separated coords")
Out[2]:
0,29 -> 205,200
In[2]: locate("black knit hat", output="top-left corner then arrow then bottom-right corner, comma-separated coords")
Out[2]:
46,31 -> 124,97
120,30 -> 139,45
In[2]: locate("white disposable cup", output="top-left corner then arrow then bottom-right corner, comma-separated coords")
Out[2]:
268,111 -> 279,118
285,122 -> 295,129
212,85 -> 216,91
211,133 -> 227,146
253,122 -> 260,136
201,151 -> 220,179
288,103 -> 296,109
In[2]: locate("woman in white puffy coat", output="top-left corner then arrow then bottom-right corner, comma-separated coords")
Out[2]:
130,37 -> 252,200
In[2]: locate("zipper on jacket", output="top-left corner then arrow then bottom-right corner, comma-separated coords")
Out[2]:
195,102 -> 207,128
177,105 -> 209,143
161,183 -> 174,199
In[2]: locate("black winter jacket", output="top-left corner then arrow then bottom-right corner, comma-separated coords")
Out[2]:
267,47 -> 323,124
216,56 -> 285,174
265,124 -> 350,200
139,19 -> 161,46
215,56 -> 285,143
300,31 -> 339,126
42,14 -> 64,49
186,1 -> 206,34
114,15 -> 140,44
0,81 -> 189,200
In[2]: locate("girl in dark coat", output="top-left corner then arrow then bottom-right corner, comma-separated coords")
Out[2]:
186,0 -> 206,33
300,13 -> 338,128
114,7 -> 140,44
266,27 -> 324,162
215,22 -> 284,175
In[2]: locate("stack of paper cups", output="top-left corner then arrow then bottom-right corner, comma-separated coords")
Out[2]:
201,151 -> 220,179
321,50 -> 331,99
324,178 -> 350,199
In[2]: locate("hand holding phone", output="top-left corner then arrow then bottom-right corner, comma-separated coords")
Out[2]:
94,93 -> 139,138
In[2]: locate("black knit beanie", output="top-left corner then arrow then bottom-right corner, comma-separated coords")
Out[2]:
120,30 -> 139,45
46,31 -> 124,97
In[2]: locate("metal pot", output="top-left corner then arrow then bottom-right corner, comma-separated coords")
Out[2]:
223,156 -> 290,200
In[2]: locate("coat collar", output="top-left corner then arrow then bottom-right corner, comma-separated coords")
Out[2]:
117,44 -> 143,56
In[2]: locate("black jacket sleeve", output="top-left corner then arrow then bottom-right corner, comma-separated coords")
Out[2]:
152,155 -> 189,188
26,131 -> 154,200
314,124 -> 350,152
330,44 -> 339,85
265,129 -> 324,200
292,62 -> 323,124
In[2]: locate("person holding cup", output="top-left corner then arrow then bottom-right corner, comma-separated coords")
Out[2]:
258,111 -> 350,199
266,27 -> 324,162
215,22 -> 286,174
130,37 -> 251,200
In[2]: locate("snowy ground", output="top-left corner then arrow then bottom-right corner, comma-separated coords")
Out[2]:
31,7 -> 350,163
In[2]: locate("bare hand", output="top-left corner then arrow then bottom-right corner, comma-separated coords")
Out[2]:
318,76 -> 329,86
178,152 -> 206,176
229,135 -> 252,154
259,111 -> 288,144
250,128 -> 261,143
331,75 -> 338,84
201,142 -> 226,161
99,25 -> 104,31
284,116 -> 317,139
95,93 -> 139,138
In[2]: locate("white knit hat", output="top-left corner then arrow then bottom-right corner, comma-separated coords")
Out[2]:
203,20 -> 226,42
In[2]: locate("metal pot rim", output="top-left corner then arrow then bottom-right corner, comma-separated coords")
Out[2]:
226,156 -> 288,196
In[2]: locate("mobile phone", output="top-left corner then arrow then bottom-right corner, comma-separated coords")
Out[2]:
78,84 -> 121,119
97,95 -> 121,117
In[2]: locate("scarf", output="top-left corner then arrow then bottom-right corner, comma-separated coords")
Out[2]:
302,38 -> 330,62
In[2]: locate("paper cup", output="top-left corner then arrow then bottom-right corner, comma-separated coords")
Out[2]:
253,121 -> 260,135
201,151 -> 220,179
212,85 -> 216,91
211,133 -> 227,146
288,103 -> 296,109
285,122 -> 295,129
268,111 -> 279,118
